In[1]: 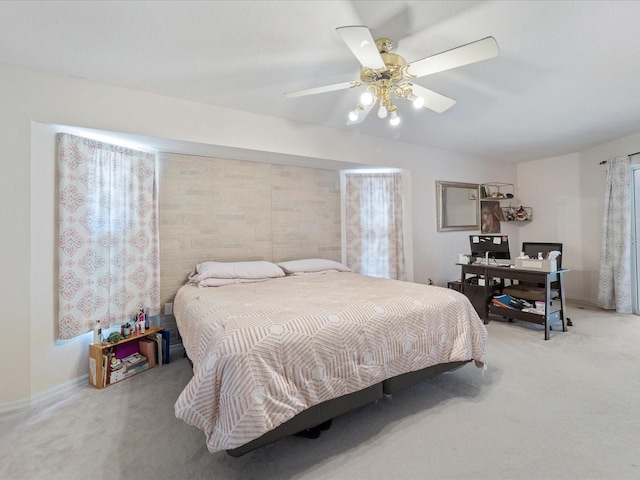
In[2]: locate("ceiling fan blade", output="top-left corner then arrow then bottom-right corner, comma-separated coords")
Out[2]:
336,26 -> 386,70
284,81 -> 358,98
408,83 -> 456,113
347,103 -> 374,125
406,36 -> 499,78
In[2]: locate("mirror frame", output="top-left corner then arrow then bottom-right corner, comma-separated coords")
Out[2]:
436,180 -> 481,232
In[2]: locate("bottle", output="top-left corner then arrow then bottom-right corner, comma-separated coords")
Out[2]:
93,320 -> 103,344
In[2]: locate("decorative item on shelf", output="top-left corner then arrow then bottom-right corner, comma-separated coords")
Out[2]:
502,205 -> 533,222
481,182 -> 514,200
106,332 -> 123,344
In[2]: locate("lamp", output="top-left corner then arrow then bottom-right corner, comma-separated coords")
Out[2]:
348,105 -> 363,122
410,94 -> 425,109
360,90 -> 374,106
389,107 -> 400,126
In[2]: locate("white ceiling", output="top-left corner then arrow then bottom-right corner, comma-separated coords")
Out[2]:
2,0 -> 640,163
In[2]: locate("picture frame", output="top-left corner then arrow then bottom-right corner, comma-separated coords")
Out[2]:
481,200 -> 501,233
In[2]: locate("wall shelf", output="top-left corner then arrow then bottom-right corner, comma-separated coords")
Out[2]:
502,205 -> 532,222
481,182 -> 514,200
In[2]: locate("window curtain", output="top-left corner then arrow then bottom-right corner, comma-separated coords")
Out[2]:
345,172 -> 406,280
597,156 -> 632,313
57,133 -> 160,339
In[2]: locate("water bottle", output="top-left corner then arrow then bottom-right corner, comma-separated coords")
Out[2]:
93,320 -> 103,344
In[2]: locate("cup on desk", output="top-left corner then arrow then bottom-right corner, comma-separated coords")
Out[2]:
535,301 -> 545,314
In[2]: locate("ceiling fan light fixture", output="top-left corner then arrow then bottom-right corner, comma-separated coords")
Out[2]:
288,27 -> 499,127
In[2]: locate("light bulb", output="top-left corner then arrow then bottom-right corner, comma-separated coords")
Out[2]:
377,105 -> 388,119
389,110 -> 400,126
411,94 -> 425,109
348,109 -> 360,122
360,91 -> 374,106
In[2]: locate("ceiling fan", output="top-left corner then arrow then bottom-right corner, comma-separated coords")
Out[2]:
284,26 -> 499,126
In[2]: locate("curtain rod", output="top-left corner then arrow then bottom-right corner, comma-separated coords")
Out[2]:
599,151 -> 640,164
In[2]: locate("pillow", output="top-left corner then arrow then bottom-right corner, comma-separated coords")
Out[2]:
276,258 -> 350,275
188,261 -> 285,283
291,269 -> 340,276
197,277 -> 269,287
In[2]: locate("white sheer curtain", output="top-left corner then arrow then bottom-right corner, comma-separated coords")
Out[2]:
345,172 -> 406,280
57,133 -> 160,339
597,156 -> 632,313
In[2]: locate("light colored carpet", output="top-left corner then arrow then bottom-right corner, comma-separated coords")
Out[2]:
1,300 -> 639,480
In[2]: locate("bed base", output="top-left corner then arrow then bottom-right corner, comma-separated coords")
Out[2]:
226,360 -> 470,457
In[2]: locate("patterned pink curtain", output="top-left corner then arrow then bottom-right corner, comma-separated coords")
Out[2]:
57,133 -> 159,339
345,172 -> 406,280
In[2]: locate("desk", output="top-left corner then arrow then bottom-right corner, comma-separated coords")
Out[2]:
458,263 -> 569,340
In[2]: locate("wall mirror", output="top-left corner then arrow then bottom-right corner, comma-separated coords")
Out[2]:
436,180 -> 481,232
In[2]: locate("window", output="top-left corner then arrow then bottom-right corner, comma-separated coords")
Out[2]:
344,171 -> 406,280
57,133 -> 159,339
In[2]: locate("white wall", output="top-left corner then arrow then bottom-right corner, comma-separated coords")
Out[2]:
1,63 -> 516,406
517,153 -> 582,297
516,132 -> 640,303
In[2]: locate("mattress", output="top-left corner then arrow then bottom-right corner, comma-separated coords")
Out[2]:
174,272 -> 487,453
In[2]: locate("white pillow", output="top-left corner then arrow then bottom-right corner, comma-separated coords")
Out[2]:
291,269 -> 340,276
189,261 -> 285,283
277,258 -> 350,275
198,277 -> 270,287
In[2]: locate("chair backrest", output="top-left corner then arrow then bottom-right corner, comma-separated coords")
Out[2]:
522,242 -> 563,268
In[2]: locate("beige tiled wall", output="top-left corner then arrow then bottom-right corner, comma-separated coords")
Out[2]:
159,153 -> 341,305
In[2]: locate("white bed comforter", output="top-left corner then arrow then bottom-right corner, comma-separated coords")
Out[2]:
174,272 -> 487,452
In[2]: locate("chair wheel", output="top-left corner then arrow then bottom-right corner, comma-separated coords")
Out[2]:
567,318 -> 573,326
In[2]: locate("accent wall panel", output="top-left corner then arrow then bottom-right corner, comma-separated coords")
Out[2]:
159,153 -> 341,306
271,164 -> 341,263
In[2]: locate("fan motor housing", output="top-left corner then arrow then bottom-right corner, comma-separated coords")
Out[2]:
360,52 -> 406,84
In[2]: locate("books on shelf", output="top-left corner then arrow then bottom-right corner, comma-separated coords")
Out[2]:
139,338 -> 157,367
153,332 -> 164,366
492,294 -> 534,310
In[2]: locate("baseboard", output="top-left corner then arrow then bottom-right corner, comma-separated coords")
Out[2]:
565,296 -> 598,308
0,396 -> 31,414
0,374 -> 88,414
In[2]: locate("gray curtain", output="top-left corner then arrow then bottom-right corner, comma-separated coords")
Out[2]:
597,156 -> 632,313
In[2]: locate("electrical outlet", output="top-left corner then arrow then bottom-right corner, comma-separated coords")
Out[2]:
164,303 -> 173,315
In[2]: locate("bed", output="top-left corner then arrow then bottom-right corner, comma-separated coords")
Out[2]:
173,260 -> 487,456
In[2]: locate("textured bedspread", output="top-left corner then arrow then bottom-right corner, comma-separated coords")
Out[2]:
174,272 -> 487,452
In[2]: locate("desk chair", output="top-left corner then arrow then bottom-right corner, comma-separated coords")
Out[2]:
504,242 -> 562,302
503,242 -> 572,327
504,242 -> 562,301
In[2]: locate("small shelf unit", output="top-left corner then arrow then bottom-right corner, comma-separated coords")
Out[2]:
88,326 -> 165,389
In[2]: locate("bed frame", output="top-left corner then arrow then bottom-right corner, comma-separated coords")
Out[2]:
225,360 -> 470,457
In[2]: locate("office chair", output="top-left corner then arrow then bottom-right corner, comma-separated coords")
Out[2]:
503,242 -> 572,327
504,242 -> 562,297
